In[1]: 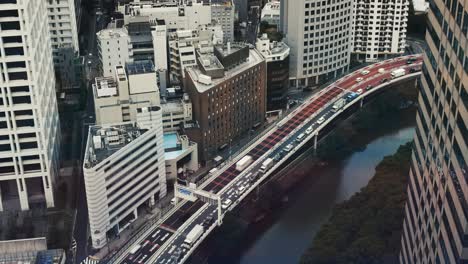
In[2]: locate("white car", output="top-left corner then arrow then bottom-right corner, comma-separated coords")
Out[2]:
361,70 -> 370,75
356,89 -> 363,94
356,77 -> 364,82
305,125 -> 314,135
283,144 -> 294,152
378,68 -> 385,74
317,116 -> 326,125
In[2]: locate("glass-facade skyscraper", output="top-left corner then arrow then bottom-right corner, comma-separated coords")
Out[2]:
399,0 -> 467,263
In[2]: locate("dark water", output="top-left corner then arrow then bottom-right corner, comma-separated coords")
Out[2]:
234,126 -> 415,264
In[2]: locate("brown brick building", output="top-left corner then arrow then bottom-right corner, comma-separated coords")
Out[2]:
184,43 -> 267,161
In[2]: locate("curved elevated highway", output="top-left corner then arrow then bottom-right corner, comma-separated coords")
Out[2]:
109,55 -> 423,264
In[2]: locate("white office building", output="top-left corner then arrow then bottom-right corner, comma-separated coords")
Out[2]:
0,0 -> 60,211
118,0 -> 234,43
353,0 -> 409,62
281,0 -> 353,87
119,1 -> 212,32
261,0 -> 281,27
93,61 -> 160,125
83,109 -> 166,249
97,28 -> 133,77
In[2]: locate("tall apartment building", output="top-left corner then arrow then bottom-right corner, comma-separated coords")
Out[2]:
83,107 -> 166,249
353,0 -> 409,62
281,0 -> 353,87
0,0 -> 60,211
399,1 -> 468,263
93,61 -> 160,125
261,0 -> 281,27
256,34 -> 290,110
184,43 -> 266,160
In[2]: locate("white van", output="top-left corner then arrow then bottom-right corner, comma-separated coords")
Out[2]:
296,133 -> 305,142
237,186 -> 246,195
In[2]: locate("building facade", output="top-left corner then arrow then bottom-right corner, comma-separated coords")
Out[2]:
256,34 -> 289,110
93,61 -> 160,125
83,112 -> 166,249
164,132 -> 198,181
184,43 -> 266,160
353,0 -> 409,62
399,0 -> 468,263
211,0 -> 235,43
161,94 -> 193,132
281,0 -> 353,87
0,0 -> 60,212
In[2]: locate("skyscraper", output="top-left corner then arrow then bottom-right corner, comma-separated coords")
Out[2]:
281,0 -> 353,87
399,1 -> 467,263
0,0 -> 60,211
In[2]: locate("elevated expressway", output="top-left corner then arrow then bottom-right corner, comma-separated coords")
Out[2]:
111,54 -> 423,264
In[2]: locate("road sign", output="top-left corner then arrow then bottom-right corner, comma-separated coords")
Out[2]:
176,185 -> 198,202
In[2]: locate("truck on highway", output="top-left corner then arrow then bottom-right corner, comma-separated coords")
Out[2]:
332,98 -> 347,112
259,158 -> 274,174
182,224 -> 204,249
391,68 -> 406,78
236,155 -> 253,171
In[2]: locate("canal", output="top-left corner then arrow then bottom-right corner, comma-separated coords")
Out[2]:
233,125 -> 415,264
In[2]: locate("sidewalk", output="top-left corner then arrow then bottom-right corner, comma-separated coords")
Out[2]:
90,191 -> 175,261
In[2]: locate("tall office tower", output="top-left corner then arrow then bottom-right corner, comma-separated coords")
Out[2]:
46,0 -> 80,88
97,27 -> 133,77
0,0 -> 60,211
281,0 -> 353,88
399,1 -> 467,263
353,0 -> 409,62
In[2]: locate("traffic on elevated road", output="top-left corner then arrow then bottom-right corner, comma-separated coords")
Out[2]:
113,55 -> 423,264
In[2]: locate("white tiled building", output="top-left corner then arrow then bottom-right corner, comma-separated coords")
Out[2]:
0,0 -> 60,211
211,0 -> 235,43
161,94 -> 193,132
353,0 -> 409,62
281,0 -> 353,87
83,111 -> 166,249
261,0 -> 281,27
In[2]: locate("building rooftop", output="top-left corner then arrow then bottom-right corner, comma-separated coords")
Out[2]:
97,27 -> 129,40
84,122 -> 148,168
186,47 -> 264,93
126,60 -> 155,75
94,76 -> 118,98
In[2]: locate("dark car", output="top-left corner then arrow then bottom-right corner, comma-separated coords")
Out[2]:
380,78 -> 388,83
366,85 -> 373,91
406,58 -> 417,64
409,68 -> 420,73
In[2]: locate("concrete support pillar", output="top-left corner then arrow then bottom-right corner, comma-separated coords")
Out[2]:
133,208 -> 138,219
360,98 -> 364,108
217,196 -> 222,226
149,195 -> 155,207
43,176 -> 55,208
0,185 -> 3,211
314,132 -> 318,150
18,178 -> 29,211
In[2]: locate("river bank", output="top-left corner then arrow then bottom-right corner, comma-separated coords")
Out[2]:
188,85 -> 418,264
